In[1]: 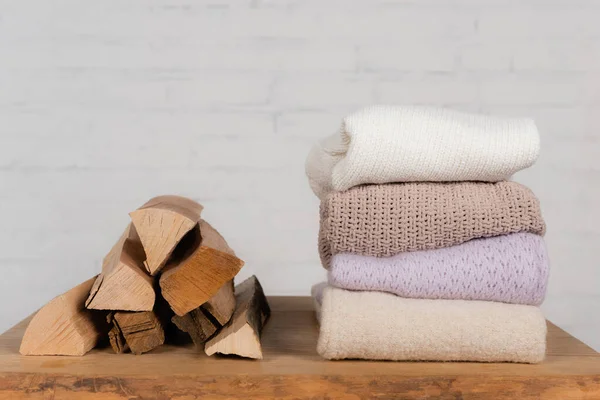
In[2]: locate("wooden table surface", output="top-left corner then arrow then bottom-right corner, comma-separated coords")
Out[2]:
1,296 -> 599,399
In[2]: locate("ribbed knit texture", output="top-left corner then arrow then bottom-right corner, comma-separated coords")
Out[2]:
319,181 -> 545,267
306,105 -> 540,199
313,285 -> 547,363
329,233 -> 549,306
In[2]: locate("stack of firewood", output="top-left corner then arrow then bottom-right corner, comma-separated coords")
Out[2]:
20,195 -> 270,359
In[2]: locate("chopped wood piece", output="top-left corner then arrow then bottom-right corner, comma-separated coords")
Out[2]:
166,220 -> 234,269
202,280 -> 236,326
130,195 -> 203,275
172,308 -> 218,347
205,276 -> 270,359
107,311 -> 165,355
86,224 -> 155,311
198,220 -> 235,256
108,322 -> 128,354
160,247 -> 243,316
160,222 -> 244,316
20,278 -> 108,356
107,315 -> 127,354
171,280 -> 235,347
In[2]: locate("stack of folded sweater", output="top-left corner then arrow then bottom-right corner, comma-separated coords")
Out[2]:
305,106 -> 549,363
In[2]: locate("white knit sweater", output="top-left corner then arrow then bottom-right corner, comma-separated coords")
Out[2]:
306,106 -> 540,199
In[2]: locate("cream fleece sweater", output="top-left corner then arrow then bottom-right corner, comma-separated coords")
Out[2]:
306,106 -> 540,199
313,284 -> 547,363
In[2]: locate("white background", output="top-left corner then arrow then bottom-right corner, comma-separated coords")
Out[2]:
1,0 -> 599,350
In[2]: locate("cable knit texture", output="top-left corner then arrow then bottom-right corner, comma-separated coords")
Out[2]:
319,181 -> 545,267
313,285 -> 547,363
305,105 -> 540,199
329,233 -> 549,306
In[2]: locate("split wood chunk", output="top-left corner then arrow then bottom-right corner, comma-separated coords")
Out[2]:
108,323 -> 128,354
205,276 -> 270,360
130,195 -> 203,275
20,278 -> 108,356
165,220 -> 235,270
171,280 -> 235,346
159,223 -> 244,316
160,247 -> 243,316
107,311 -> 165,355
171,308 -> 218,347
86,224 -> 155,312
202,280 -> 236,326
198,220 -> 235,256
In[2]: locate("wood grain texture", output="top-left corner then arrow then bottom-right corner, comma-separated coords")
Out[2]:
205,276 -> 270,359
0,374 -> 599,400
19,278 -> 108,356
85,224 -> 155,311
107,323 -> 127,354
160,246 -> 244,316
201,279 -> 236,326
129,195 -> 203,275
159,220 -> 243,316
2,297 -> 600,399
107,311 -> 165,355
171,280 -> 235,347
198,220 -> 236,256
171,307 -> 218,347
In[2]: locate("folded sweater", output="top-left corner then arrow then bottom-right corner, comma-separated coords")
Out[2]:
305,106 -> 540,199
329,233 -> 549,306
319,181 -> 545,267
313,285 -> 547,363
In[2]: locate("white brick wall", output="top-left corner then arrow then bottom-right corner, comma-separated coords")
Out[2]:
1,0 -> 599,350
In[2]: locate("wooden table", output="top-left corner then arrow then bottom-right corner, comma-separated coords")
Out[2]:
1,297 -> 599,399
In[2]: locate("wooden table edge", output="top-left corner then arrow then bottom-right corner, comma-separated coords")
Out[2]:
0,371 -> 599,399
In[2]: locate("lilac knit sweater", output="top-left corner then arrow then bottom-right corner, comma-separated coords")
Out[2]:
328,233 -> 549,306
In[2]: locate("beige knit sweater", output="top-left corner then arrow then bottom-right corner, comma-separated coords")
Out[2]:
319,181 -> 545,267
313,284 -> 547,363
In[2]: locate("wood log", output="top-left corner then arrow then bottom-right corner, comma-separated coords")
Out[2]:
171,280 -> 235,346
198,220 -> 235,256
107,311 -> 165,355
171,308 -> 218,347
130,195 -> 203,275
204,276 -> 270,359
20,278 -> 108,356
108,323 -> 128,354
160,247 -> 243,316
160,222 -> 244,316
86,224 -> 155,311
202,280 -> 236,326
